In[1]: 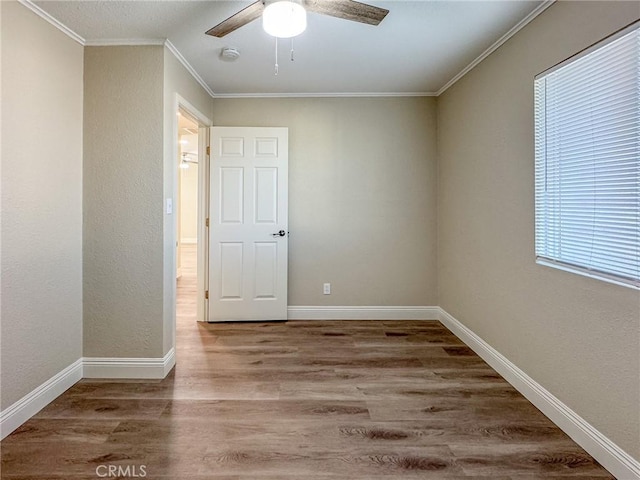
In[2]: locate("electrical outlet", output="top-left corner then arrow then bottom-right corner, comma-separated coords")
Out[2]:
323,283 -> 331,295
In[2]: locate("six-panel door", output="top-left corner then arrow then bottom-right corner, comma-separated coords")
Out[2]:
208,127 -> 288,321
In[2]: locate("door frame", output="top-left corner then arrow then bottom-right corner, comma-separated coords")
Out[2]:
173,94 -> 211,323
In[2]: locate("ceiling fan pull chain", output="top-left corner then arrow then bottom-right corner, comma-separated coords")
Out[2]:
274,36 -> 279,75
290,37 -> 294,62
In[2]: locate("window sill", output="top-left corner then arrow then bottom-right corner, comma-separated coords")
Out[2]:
536,258 -> 640,290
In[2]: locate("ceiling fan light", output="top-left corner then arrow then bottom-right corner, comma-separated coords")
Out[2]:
263,1 -> 307,38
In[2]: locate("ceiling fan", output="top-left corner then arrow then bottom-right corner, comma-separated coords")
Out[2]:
205,0 -> 389,38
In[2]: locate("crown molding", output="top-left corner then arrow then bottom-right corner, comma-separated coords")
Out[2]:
164,40 -> 216,99
212,92 -> 437,99
17,0 -> 85,45
17,0 -> 555,98
84,38 -> 165,46
15,2 -> 216,99
437,0 -> 555,96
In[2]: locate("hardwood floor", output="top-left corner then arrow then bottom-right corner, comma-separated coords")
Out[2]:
1,245 -> 612,478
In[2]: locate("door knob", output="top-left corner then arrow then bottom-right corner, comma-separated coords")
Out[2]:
272,230 -> 286,237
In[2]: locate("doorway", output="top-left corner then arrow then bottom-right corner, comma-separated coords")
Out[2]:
176,108 -> 200,326
173,96 -> 211,334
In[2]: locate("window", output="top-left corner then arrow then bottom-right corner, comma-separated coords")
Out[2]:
534,23 -> 640,289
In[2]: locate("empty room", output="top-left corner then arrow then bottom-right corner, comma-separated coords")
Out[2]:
1,0 -> 639,478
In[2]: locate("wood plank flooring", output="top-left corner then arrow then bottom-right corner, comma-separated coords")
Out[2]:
1,245 -> 613,479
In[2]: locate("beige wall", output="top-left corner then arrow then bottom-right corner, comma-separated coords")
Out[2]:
0,1 -> 83,408
437,1 -> 640,457
163,47 -> 212,354
83,46 -> 212,359
83,46 -> 165,358
212,97 -> 438,306
2,1 -> 637,464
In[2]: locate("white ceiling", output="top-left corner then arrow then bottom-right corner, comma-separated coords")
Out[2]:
31,0 -> 549,96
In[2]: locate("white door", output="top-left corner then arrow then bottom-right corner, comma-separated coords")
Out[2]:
208,127 -> 288,322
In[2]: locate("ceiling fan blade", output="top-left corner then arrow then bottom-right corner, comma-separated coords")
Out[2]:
205,1 -> 265,38
304,0 -> 388,26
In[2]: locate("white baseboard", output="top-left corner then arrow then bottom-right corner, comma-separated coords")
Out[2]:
437,307 -> 640,480
0,350 -> 176,440
287,306 -> 440,320
2,311 -> 637,480
0,358 -> 83,440
83,348 -> 176,379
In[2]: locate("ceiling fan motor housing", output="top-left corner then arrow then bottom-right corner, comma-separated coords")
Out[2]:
205,0 -> 388,38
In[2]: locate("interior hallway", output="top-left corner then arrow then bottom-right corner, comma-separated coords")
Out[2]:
0,245 -> 612,478
177,243 -> 199,326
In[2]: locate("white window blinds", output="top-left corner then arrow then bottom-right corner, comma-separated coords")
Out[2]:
534,24 -> 640,288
